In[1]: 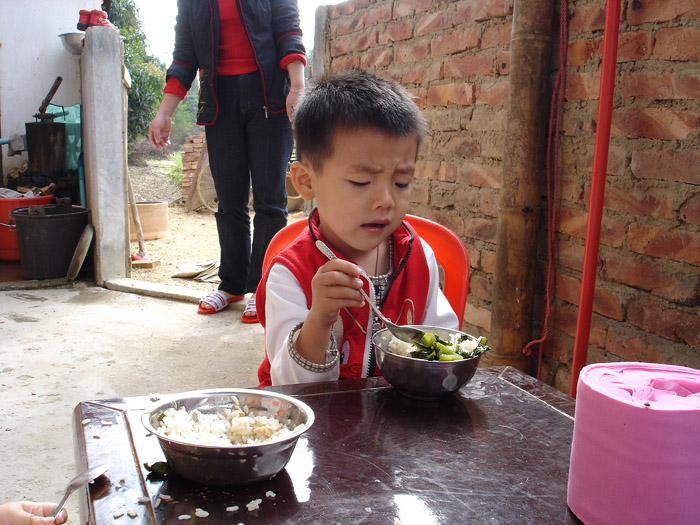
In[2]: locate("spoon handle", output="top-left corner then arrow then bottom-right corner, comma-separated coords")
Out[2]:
51,488 -> 72,519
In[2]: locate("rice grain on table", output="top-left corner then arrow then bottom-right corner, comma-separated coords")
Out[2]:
156,405 -> 299,445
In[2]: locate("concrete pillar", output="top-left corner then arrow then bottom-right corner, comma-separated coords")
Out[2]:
80,27 -> 129,284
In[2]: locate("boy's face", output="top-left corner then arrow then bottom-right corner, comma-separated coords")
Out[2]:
291,127 -> 418,262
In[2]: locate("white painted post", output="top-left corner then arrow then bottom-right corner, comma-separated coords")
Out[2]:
80,27 -> 129,283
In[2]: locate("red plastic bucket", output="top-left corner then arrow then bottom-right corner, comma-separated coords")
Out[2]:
0,195 -> 55,261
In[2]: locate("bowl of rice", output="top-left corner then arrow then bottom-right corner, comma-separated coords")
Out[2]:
373,326 -> 487,401
142,389 -> 314,486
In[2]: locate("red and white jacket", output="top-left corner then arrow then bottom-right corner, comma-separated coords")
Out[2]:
257,212 -> 458,386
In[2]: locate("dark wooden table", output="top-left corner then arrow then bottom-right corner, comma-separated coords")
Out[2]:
73,366 -> 581,524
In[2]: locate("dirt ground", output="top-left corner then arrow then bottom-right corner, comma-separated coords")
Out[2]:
127,153 -> 306,294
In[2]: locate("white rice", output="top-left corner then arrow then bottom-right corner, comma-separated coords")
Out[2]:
155,404 -> 299,446
387,332 -> 478,357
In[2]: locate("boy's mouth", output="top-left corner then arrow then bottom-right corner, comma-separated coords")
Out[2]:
361,219 -> 390,233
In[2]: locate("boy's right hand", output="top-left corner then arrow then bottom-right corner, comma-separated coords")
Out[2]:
308,259 -> 366,327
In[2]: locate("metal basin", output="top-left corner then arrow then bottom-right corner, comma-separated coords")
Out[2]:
373,326 -> 483,401
142,389 -> 314,486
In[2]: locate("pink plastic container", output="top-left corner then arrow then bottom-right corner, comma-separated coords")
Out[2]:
0,195 -> 55,261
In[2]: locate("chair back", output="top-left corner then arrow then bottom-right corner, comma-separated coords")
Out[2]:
261,215 -> 469,328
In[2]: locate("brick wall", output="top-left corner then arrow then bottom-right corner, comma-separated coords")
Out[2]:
181,132 -> 206,199
321,0 -> 700,391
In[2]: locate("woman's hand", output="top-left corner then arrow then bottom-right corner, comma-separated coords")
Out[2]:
0,501 -> 68,525
285,89 -> 303,122
148,113 -> 172,151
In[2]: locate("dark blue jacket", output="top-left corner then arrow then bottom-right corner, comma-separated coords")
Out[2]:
167,0 -> 305,124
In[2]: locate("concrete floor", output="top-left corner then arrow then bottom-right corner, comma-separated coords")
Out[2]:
0,279 -> 264,522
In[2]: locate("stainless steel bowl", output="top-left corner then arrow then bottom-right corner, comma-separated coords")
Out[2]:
142,389 -> 314,486
59,32 -> 84,55
373,326 -> 483,401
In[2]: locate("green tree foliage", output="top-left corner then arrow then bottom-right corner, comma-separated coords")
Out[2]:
109,0 -> 166,140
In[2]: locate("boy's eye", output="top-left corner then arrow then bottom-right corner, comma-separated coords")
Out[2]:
349,180 -> 370,187
395,182 -> 410,189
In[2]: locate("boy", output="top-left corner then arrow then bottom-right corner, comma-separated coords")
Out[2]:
257,70 -> 458,386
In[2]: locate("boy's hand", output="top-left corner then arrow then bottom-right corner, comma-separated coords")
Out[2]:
308,259 -> 366,327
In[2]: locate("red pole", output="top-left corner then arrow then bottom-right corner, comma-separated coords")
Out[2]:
569,0 -> 622,398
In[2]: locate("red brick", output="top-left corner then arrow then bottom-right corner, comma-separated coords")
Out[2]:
334,13 -> 365,36
557,239 -> 584,272
628,300 -> 700,348
406,87 -> 428,107
437,161 -> 458,182
415,160 -> 439,180
394,0 -> 433,19
565,72 -> 601,101
456,162 -> 502,188
456,0 -> 512,23
465,302 -> 492,332
330,55 -> 361,71
606,329 -> 660,362
627,0 -> 700,25
365,3 -> 392,26
617,30 -> 653,62
330,34 -> 352,57
680,192 -> 700,225
601,184 -> 676,220
378,20 -> 414,44
558,206 -> 626,248
554,273 -> 625,321
395,39 -> 431,64
424,209 -> 465,238
431,28 -> 479,56
464,217 -> 497,243
654,27 -> 700,61
569,3 -> 605,35
481,249 -> 496,274
469,274 -> 492,302
415,10 -> 453,36
628,223 -> 700,266
611,108 -> 698,140
542,331 -> 573,365
549,303 -> 607,349
433,135 -> 479,158
444,54 -> 495,78
427,82 -> 475,106
411,181 -> 430,204
600,253 -> 699,304
360,47 -> 393,68
403,63 -> 442,85
567,37 -> 602,67
496,50 -> 510,75
631,150 -> 700,185
482,22 -> 512,49
620,70 -> 700,100
475,79 -> 509,105
351,28 -> 378,52
479,188 -> 499,217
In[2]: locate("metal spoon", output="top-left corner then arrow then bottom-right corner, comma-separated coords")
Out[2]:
315,240 -> 423,344
51,464 -> 110,520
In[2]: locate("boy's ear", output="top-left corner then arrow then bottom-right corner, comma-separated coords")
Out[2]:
289,161 -> 315,200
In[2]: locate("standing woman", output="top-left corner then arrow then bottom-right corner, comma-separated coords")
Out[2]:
148,0 -> 306,322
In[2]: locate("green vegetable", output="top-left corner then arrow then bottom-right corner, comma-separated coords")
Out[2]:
143,461 -> 173,476
407,332 -> 491,361
155,410 -> 166,422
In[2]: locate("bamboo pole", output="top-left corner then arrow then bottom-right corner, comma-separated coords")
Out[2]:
486,0 -> 554,372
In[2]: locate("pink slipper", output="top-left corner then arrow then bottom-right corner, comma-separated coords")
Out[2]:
241,297 -> 259,324
198,291 -> 244,315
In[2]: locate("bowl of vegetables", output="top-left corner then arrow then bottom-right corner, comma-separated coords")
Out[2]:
373,326 -> 490,400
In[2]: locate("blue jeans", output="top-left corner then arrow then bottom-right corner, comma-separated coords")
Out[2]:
205,73 -> 293,295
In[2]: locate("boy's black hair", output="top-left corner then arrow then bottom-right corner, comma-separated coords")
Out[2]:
293,70 -> 427,171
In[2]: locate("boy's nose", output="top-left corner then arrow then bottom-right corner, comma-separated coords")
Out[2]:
373,184 -> 395,209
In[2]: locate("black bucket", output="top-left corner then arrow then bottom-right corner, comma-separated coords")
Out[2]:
11,199 -> 90,280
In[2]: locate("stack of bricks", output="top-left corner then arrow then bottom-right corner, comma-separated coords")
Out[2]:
181,132 -> 207,199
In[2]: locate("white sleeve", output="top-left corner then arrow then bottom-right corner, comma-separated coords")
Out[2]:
419,239 -> 460,330
264,262 -> 340,386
